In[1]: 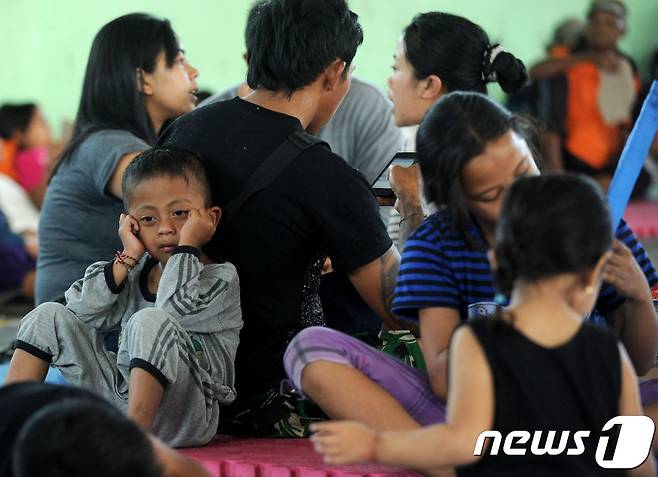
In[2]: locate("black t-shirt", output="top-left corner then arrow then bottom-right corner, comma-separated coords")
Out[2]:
158,98 -> 392,398
0,383 -> 106,477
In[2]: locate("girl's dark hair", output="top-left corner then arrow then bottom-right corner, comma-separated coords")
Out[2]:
53,13 -> 180,175
0,103 -> 37,139
403,12 -> 527,94
417,92 -> 537,243
494,174 -> 612,296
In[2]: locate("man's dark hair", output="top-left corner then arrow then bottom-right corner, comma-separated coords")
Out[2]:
245,0 -> 363,95
122,147 -> 212,209
12,398 -> 162,477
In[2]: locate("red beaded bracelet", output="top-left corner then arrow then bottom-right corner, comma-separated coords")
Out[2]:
114,251 -> 136,271
116,251 -> 139,264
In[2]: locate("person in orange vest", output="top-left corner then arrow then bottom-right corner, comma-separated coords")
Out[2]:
535,0 -> 639,191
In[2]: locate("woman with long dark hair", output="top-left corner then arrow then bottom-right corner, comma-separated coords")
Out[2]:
36,13 -> 198,304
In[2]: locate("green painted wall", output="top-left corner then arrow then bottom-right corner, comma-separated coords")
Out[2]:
1,0 -> 657,134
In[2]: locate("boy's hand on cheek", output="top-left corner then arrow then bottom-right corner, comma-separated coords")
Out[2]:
179,209 -> 218,250
118,214 -> 146,258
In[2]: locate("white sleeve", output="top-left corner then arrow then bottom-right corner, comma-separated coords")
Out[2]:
0,174 -> 39,234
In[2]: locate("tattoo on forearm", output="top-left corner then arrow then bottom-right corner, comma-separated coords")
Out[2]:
380,249 -> 398,311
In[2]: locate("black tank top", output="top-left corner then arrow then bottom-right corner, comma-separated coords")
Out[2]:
457,317 -> 623,477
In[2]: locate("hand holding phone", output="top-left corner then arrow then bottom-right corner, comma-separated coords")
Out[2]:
372,152 -> 416,198
389,162 -> 422,202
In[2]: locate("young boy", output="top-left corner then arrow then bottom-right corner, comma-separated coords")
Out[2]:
4,147 -> 242,447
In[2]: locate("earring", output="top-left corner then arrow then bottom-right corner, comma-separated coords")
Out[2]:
585,285 -> 594,295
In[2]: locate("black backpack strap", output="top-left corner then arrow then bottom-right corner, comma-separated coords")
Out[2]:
223,131 -> 328,223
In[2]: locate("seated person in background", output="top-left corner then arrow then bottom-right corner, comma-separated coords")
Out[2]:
0,140 -> 38,300
0,170 -> 40,254
1,382 -> 211,477
0,103 -> 54,208
159,0 -> 408,437
311,174 -> 655,477
534,0 -> 639,186
0,210 -> 35,300
36,13 -> 199,306
5,148 -> 242,447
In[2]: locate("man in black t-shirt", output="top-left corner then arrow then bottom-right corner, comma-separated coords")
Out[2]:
158,0 -> 414,435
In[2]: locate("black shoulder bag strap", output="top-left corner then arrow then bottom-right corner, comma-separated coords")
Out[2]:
222,131 -> 329,224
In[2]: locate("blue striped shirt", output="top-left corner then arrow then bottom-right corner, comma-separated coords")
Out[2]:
391,210 -> 658,322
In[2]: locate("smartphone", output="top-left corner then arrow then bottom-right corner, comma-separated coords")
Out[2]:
372,152 -> 417,198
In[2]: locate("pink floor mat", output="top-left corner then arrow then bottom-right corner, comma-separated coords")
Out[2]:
180,436 -> 421,477
625,201 -> 658,239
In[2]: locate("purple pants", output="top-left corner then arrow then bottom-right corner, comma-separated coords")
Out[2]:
284,327 -> 658,423
0,243 -> 33,292
283,326 -> 446,425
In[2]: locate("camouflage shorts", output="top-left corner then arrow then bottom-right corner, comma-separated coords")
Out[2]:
220,329 -> 424,438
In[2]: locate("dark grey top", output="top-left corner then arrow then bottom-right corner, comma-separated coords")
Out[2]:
36,129 -> 148,304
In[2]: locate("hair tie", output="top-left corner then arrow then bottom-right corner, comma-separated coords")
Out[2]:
482,44 -> 507,83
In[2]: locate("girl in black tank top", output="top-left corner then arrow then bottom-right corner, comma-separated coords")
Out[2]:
311,174 -> 655,476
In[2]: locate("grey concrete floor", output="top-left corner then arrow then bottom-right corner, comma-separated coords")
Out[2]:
0,298 -> 33,355
0,318 -> 20,352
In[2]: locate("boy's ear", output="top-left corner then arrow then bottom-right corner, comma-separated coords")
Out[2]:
209,206 -> 222,227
